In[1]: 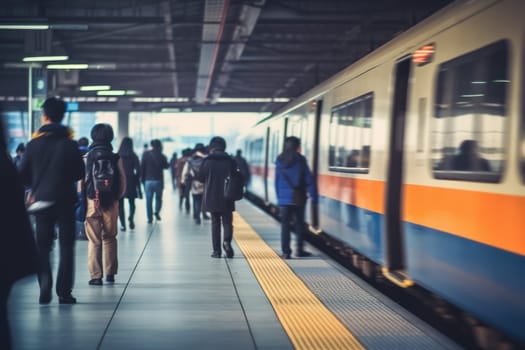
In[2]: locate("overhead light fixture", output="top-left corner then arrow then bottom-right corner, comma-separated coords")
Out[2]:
4,62 -> 42,68
80,85 -> 111,91
23,55 -> 69,62
0,24 -> 88,30
46,63 -> 88,69
0,24 -> 49,30
97,90 -> 126,96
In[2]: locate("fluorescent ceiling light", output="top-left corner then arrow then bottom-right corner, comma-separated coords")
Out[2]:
80,85 -> 111,91
4,62 -> 42,68
23,55 -> 69,62
0,24 -> 49,30
46,64 -> 88,69
97,90 -> 126,96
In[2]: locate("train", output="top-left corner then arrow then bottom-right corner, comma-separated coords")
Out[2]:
239,0 -> 525,346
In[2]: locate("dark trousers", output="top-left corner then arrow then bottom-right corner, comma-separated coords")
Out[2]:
210,212 -> 233,254
279,205 -> 306,255
192,193 -> 203,220
34,203 -> 76,297
0,284 -> 11,350
179,185 -> 190,212
119,197 -> 136,228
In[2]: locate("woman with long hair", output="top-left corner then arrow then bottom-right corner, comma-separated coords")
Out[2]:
117,137 -> 141,230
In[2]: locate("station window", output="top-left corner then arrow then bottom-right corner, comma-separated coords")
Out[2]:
328,92 -> 373,173
432,40 -> 509,183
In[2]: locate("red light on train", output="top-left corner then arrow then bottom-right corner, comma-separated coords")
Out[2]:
413,44 -> 435,66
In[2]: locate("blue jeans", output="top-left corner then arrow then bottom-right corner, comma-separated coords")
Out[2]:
144,180 -> 163,222
279,205 -> 306,255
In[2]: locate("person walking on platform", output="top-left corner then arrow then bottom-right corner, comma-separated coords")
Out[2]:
141,139 -> 169,223
0,118 -> 37,350
275,136 -> 318,259
181,143 -> 207,224
196,136 -> 236,258
234,149 -> 250,189
169,151 -> 178,191
175,148 -> 192,213
19,97 -> 85,304
117,137 -> 141,231
84,124 -> 126,285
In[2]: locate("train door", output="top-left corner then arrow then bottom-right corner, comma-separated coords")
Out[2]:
385,57 -> 411,271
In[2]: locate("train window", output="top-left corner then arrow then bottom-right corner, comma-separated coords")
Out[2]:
432,40 -> 509,183
328,92 -> 373,173
247,138 -> 264,166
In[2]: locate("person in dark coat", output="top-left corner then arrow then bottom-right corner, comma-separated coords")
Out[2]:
234,149 -> 250,187
195,136 -> 236,258
19,97 -> 85,304
169,151 -> 178,191
141,139 -> 169,223
12,142 -> 25,170
0,118 -> 37,350
275,136 -> 318,259
117,137 -> 141,231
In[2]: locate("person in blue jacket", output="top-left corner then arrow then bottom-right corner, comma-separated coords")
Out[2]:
275,136 -> 318,259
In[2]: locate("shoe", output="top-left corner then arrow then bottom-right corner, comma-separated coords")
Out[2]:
58,294 -> 77,304
296,251 -> 312,257
203,214 -> 210,220
154,213 -> 161,221
147,219 -> 153,224
210,251 -> 221,258
120,226 -> 126,232
106,275 -> 115,283
89,278 -> 103,286
194,218 -> 201,225
39,293 -> 51,305
129,219 -> 135,230
281,252 -> 292,260
223,241 -> 234,258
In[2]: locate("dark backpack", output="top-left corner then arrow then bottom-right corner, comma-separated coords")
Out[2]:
224,159 -> 244,201
93,157 -> 115,193
87,148 -> 120,208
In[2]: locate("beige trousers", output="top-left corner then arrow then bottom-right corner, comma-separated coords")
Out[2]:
84,199 -> 119,279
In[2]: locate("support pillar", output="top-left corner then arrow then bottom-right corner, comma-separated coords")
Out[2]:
117,110 -> 129,144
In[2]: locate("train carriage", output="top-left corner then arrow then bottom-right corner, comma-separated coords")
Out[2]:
240,0 -> 525,344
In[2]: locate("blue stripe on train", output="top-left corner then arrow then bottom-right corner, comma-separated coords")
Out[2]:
317,196 -> 383,264
317,195 -> 525,343
404,222 -> 525,344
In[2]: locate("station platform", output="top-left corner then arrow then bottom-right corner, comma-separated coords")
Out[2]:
8,192 -> 462,350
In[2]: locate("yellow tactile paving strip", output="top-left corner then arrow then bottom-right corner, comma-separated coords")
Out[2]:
233,213 -> 365,350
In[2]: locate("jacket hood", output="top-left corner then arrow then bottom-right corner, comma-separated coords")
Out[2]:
207,150 -> 230,160
89,141 -> 113,151
32,123 -> 74,140
277,153 -> 302,168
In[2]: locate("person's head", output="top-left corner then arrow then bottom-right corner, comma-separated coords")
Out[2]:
42,97 -> 66,124
150,139 -> 162,151
90,123 -> 114,143
283,136 -> 301,153
78,137 -> 89,148
208,136 -> 226,153
15,142 -> 25,155
118,136 -> 134,154
236,149 -> 242,157
459,140 -> 478,156
194,142 -> 205,154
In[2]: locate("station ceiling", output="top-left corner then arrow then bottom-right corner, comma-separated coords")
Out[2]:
0,0 -> 453,113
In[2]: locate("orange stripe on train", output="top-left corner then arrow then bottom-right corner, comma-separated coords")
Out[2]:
404,184 -> 525,257
317,175 -> 525,256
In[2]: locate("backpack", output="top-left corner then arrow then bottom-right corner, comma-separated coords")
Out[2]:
88,148 -> 119,208
223,159 -> 244,201
93,157 -> 115,193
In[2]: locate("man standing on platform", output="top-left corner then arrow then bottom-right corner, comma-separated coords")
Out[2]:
141,139 -> 169,223
196,136 -> 236,258
20,97 -> 85,304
